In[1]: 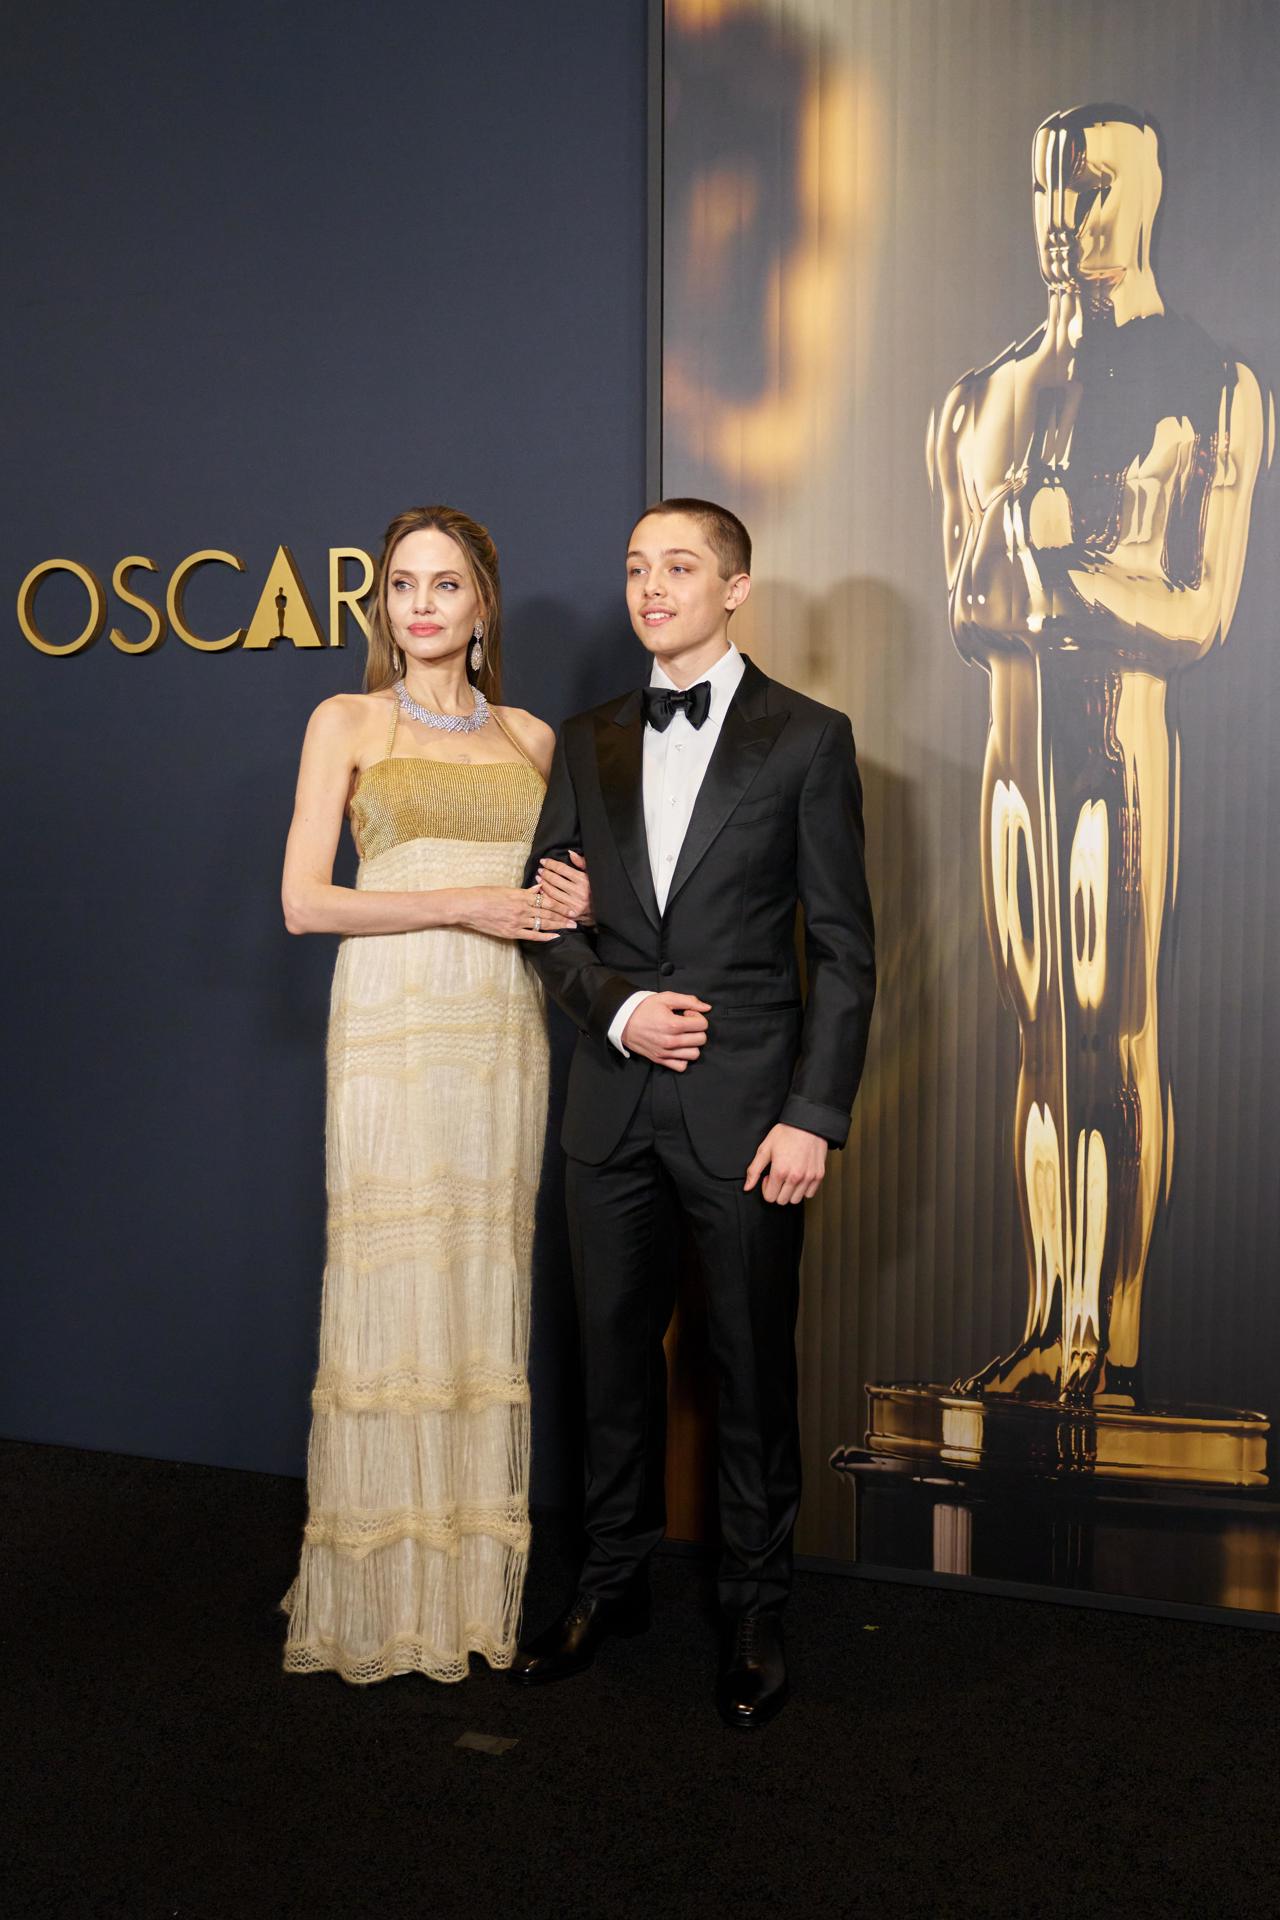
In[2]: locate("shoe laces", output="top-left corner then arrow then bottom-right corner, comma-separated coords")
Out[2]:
734,1612 -> 763,1659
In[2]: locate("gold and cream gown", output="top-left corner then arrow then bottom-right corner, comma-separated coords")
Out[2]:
283,704 -> 548,1684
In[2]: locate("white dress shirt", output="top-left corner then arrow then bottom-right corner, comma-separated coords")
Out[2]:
606,642 -> 746,1055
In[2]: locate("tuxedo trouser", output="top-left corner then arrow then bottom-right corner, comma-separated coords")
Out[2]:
565,1066 -> 804,1613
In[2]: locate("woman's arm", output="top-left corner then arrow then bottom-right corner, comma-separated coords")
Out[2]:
282,697 -> 572,941
282,697 -> 465,935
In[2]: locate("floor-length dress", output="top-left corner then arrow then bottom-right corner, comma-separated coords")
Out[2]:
283,704 -> 548,1683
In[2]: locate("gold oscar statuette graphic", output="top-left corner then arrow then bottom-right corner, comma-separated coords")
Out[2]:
871,105 -> 1272,1488
241,545 -> 325,650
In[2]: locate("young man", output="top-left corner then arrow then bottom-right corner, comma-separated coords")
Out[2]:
512,499 -> 875,1728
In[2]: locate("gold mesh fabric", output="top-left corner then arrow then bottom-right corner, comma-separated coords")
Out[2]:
350,757 -> 545,862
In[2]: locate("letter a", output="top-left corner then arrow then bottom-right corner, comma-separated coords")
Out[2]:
243,545 -> 326,650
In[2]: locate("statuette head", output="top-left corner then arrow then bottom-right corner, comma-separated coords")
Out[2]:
1032,105 -> 1162,295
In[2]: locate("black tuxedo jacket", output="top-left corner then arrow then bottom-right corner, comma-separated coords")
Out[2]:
525,656 -> 875,1178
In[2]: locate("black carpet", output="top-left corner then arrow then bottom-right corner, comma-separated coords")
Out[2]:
4,1438 -> 1277,1920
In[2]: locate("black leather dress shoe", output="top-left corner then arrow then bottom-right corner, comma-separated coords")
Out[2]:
715,1609 -> 788,1729
508,1587 -> 650,1686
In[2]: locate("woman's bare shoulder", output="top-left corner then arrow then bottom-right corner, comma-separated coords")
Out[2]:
496,704 -> 556,756
300,691 -> 392,764
306,689 -> 391,734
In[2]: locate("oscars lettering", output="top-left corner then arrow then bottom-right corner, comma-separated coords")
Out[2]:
17,545 -> 374,655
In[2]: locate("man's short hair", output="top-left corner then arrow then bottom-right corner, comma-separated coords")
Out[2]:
643,497 -> 752,579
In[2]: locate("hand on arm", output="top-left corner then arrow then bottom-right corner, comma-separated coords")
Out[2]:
281,698 -> 574,941
535,848 -> 595,926
521,731 -> 649,1035
455,886 -> 577,942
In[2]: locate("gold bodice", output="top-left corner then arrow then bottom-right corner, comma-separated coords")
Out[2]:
350,756 -> 545,863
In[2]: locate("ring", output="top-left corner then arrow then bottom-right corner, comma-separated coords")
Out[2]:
534,913 -> 541,931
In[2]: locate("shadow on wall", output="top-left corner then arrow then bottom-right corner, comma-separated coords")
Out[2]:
663,573 -> 1004,1540
832,576 -> 1016,1400
744,577 -> 1011,1417
744,568 -> 990,1367
775,581 -> 926,1369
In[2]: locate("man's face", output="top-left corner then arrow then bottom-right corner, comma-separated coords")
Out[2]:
1033,113 -> 1160,290
625,512 -> 748,657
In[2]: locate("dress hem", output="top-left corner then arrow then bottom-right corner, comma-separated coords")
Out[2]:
280,1617 -> 518,1687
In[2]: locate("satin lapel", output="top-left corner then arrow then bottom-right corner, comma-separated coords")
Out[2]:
665,662 -> 788,911
595,691 -> 660,929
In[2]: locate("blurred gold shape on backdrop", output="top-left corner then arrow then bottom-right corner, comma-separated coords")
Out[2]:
883,102 -> 1274,1484
662,0 -> 880,494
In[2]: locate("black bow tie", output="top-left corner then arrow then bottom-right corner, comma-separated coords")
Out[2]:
642,681 -> 712,733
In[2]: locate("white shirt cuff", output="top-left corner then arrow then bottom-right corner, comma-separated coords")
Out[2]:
608,990 -> 653,1056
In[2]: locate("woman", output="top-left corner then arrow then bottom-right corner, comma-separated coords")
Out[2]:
279,505 -> 588,1684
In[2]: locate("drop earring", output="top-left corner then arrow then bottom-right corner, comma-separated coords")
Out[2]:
469,623 -> 484,675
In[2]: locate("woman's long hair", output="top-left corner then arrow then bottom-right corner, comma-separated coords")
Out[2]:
363,505 -> 503,704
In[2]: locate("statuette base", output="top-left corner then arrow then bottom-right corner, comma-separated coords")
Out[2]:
859,1383 -> 1269,1487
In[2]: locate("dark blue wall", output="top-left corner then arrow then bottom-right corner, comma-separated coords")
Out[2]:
2,0 -> 649,1496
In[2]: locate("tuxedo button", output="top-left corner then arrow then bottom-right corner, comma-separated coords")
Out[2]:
659,962 -> 675,977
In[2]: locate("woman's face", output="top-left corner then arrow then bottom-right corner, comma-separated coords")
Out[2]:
384,526 -> 482,672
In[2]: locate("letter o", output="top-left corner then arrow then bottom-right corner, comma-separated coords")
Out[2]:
18,559 -> 107,656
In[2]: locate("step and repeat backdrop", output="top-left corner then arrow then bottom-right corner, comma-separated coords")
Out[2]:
660,0 -> 1280,1616
4,0 -> 648,1501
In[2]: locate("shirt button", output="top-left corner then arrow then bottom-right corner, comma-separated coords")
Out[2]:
665,854 -> 674,864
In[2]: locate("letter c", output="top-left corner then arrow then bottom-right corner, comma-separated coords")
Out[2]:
167,550 -> 247,651
18,559 -> 107,656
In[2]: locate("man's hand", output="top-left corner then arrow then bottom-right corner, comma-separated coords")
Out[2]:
620,992 -> 711,1071
744,1124 -> 828,1204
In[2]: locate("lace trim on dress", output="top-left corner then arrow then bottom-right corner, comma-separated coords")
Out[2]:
279,1581 -> 519,1685
281,1627 -> 515,1687
327,1001 -> 548,1083
311,1361 -> 530,1414
302,1501 -> 531,1558
324,1197 -> 534,1273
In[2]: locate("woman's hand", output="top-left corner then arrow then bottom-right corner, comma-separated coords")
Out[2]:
453,885 -> 577,943
536,849 -> 594,927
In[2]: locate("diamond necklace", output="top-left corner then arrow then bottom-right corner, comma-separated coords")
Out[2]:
393,679 -> 490,734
